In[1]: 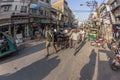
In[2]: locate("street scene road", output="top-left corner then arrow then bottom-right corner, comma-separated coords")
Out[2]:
0,0 -> 120,80
0,40 -> 120,80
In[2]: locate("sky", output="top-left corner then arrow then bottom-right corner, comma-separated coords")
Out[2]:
51,0 -> 108,21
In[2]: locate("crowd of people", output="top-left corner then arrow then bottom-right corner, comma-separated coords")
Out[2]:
44,25 -> 87,57
43,25 -> 120,57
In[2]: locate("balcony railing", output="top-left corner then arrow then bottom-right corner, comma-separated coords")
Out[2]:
0,19 -> 11,24
112,4 -> 120,10
0,11 -> 13,19
13,20 -> 29,24
1,0 -> 14,2
109,0 -> 115,4
115,12 -> 120,17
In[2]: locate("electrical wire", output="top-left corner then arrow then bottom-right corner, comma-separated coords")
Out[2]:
102,0 -> 106,4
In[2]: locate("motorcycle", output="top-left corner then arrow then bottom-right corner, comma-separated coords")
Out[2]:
110,39 -> 119,52
91,38 -> 106,48
111,48 -> 120,71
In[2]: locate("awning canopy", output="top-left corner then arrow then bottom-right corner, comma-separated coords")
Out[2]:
0,12 -> 12,19
30,4 -> 41,10
0,23 -> 11,27
40,20 -> 50,24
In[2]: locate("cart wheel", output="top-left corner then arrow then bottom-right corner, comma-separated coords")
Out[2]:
111,63 -> 118,71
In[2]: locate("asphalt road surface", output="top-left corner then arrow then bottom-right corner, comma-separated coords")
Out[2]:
0,41 -> 120,80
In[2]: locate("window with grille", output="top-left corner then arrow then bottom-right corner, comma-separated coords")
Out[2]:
15,5 -> 17,11
40,0 -> 44,2
40,10 -> 44,15
21,6 -> 27,13
31,9 -> 37,14
1,6 -> 11,12
46,0 -> 49,3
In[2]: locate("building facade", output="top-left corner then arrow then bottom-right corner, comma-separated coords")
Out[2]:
99,3 -> 113,40
110,0 -> 120,25
0,0 -> 53,43
51,0 -> 73,28
109,0 -> 120,39
88,13 -> 98,27
0,0 -> 31,42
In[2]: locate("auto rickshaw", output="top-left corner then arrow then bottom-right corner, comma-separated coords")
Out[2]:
88,28 -> 99,41
0,31 -> 17,58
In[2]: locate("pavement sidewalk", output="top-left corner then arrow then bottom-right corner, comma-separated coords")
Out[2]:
17,39 -> 45,50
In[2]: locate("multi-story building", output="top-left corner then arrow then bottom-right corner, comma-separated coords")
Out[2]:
99,3 -> 113,40
88,13 -> 98,27
0,0 -> 31,41
109,0 -> 120,39
50,8 -> 57,25
110,0 -> 120,24
51,0 -> 73,28
38,0 -> 51,25
0,0 -> 52,43
71,12 -> 76,27
68,8 -> 74,27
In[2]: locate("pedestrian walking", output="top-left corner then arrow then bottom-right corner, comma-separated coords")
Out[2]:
116,30 -> 120,38
42,28 -> 46,39
78,29 -> 82,43
116,30 -> 120,47
66,29 -> 73,48
45,26 -> 57,57
80,29 -> 85,41
38,27 -> 42,40
71,29 -> 79,51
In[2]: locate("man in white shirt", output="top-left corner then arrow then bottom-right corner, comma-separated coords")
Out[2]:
71,29 -> 79,51
80,29 -> 85,41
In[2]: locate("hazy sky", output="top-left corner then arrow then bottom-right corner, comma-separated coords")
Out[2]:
51,0 -> 108,21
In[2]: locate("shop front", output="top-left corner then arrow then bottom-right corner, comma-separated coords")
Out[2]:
113,25 -> 120,40
13,23 -> 30,43
29,17 -> 41,39
0,19 -> 13,37
40,19 -> 51,37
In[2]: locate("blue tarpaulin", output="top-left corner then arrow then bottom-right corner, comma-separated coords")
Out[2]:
30,4 -> 41,10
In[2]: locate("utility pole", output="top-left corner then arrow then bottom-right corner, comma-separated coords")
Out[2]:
95,1 -> 100,18
92,0 -> 100,28
0,0 -> 1,13
28,0 -> 32,17
28,0 -> 33,39
80,0 -> 100,17
0,0 -> 1,31
96,2 -> 100,27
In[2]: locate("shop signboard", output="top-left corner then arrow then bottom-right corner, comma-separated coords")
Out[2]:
16,33 -> 23,43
